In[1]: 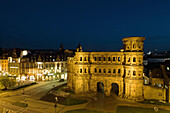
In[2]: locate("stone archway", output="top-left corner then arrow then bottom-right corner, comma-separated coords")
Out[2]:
97,82 -> 104,93
110,83 -> 119,96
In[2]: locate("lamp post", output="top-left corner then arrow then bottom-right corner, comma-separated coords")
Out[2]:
54,97 -> 58,113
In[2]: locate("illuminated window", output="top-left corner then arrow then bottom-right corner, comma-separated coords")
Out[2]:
103,69 -> 106,73
113,57 -> 116,61
108,57 -> 111,61
108,69 -> 111,73
95,68 -> 97,73
80,57 -> 82,61
118,69 -> 121,74
167,67 -> 170,71
113,69 -> 116,73
99,69 -> 101,73
133,57 -> 136,62
99,57 -> 101,61
80,69 -> 82,73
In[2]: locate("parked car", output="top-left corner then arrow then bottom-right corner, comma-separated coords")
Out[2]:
59,79 -> 64,82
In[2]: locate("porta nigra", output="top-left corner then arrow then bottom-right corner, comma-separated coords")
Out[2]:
67,37 -> 145,100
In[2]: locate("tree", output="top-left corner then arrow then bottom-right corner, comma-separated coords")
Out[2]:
0,76 -> 16,90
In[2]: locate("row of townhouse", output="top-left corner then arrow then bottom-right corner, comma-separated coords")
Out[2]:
0,45 -> 79,81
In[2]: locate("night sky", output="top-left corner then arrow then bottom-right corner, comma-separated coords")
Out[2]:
1,0 -> 170,52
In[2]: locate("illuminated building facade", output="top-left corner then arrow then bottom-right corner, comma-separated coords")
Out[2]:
67,37 -> 145,100
0,45 -> 75,81
0,59 -> 8,76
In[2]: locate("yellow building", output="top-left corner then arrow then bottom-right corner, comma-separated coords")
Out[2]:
8,57 -> 21,78
0,59 -> 8,76
67,37 -> 145,101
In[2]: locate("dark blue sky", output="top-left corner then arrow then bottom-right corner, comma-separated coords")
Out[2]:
0,0 -> 170,52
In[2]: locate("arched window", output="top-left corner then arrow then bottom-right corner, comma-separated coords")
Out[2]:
108,57 -> 111,61
80,69 -> 82,73
113,57 -> 116,61
94,57 -> 97,61
118,57 -> 121,61
84,68 -> 87,73
80,57 -> 82,61
108,69 -> 111,73
118,69 -> 121,74
103,57 -> 106,61
133,71 -> 136,76
128,70 -> 130,75
133,57 -> 136,62
103,69 -> 106,73
84,57 -> 86,61
99,69 -> 101,73
95,68 -> 97,73
113,69 -> 116,73
128,58 -> 130,62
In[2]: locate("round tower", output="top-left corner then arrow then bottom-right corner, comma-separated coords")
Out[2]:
123,37 -> 145,100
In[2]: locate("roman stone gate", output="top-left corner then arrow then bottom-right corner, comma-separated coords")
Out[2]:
67,37 -> 145,100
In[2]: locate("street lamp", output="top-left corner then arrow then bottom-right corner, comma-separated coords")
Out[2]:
54,97 -> 58,113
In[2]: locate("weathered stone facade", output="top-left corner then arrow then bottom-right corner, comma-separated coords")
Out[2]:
67,37 -> 145,100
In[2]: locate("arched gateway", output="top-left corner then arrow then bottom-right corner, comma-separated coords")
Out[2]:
67,37 -> 145,101
97,82 -> 104,93
110,83 -> 119,96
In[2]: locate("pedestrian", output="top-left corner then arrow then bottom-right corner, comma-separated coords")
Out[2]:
22,89 -> 25,95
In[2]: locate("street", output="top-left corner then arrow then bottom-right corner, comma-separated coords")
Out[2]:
0,80 -> 67,113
